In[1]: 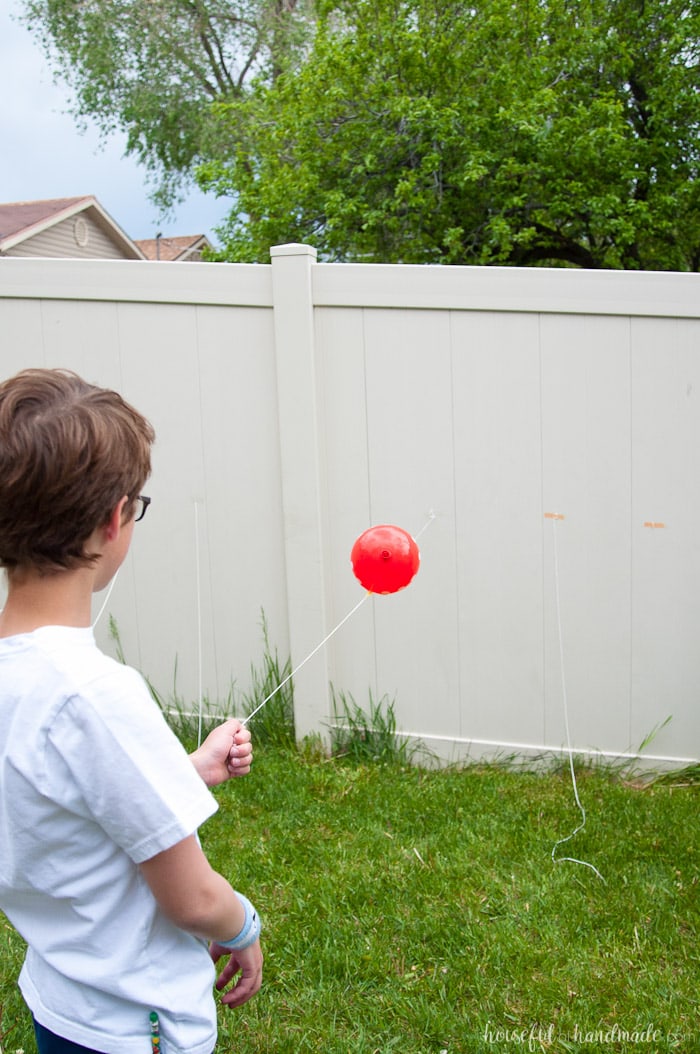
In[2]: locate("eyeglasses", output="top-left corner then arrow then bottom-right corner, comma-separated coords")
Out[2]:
134,495 -> 151,523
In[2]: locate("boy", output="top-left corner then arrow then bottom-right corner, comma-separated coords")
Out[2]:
0,369 -> 263,1054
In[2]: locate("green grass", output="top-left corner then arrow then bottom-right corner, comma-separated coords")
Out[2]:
201,749 -> 698,1054
329,688 -> 430,765
1,717 -> 698,1053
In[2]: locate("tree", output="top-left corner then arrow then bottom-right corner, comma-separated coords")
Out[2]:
198,0 -> 700,268
21,0 -> 314,209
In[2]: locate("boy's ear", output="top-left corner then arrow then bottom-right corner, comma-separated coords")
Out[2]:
104,496 -> 130,541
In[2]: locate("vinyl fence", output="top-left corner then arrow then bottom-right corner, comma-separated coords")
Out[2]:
2,245 -> 700,770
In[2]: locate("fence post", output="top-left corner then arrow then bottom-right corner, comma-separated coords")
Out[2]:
269,243 -> 328,742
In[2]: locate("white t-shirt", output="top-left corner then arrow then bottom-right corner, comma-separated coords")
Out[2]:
0,626 -> 220,1054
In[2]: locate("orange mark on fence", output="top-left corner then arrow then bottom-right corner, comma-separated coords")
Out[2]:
544,512 -> 565,521
644,521 -> 666,529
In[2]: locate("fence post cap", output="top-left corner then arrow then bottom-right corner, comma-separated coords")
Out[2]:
270,243 -> 318,260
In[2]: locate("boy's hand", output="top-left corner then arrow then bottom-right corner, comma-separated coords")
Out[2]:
210,939 -> 263,1008
190,719 -> 253,787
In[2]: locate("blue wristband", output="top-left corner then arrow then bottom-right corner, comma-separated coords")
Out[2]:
216,892 -> 261,951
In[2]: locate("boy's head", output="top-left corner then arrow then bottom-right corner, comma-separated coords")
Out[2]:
0,368 -> 155,573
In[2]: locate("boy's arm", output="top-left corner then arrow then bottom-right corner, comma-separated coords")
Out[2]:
189,719 -> 253,787
140,834 -> 263,1008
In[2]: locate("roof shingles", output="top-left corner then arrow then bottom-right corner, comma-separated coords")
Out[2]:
0,197 -> 94,241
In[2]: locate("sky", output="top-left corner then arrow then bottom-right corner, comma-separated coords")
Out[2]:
0,0 -> 227,245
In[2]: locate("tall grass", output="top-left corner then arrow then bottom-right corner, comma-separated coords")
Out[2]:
329,687 -> 429,764
239,613 -> 295,748
108,613 -> 295,748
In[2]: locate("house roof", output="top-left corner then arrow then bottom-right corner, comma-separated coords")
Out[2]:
0,196 -> 145,259
134,234 -> 213,261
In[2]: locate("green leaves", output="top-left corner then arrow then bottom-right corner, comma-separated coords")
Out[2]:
21,0 -> 313,208
200,0 -> 700,268
23,0 -> 700,266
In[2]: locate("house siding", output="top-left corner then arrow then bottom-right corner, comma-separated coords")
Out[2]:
4,214 -> 134,259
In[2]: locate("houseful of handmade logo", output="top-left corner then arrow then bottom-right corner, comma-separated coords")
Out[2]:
482,1020 -> 666,1049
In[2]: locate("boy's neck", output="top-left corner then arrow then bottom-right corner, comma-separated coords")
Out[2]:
0,567 -> 96,637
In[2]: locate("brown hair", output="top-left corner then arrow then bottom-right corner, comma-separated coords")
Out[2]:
0,368 -> 155,572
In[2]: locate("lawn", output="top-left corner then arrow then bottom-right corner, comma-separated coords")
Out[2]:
1,734 -> 698,1054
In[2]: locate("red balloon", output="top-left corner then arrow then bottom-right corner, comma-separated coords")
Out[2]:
350,524 -> 420,594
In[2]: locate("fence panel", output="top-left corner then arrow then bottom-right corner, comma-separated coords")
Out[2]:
0,261 -> 287,714
451,309 -> 545,750
540,313 -> 633,756
1,252 -> 699,768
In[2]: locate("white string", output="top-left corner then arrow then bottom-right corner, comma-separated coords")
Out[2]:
243,510 -> 436,727
414,507 -> 436,540
242,593 -> 370,726
549,515 -> 606,883
194,502 -> 204,748
92,569 -> 120,630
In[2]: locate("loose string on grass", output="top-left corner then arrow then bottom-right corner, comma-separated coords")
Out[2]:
546,512 -> 606,884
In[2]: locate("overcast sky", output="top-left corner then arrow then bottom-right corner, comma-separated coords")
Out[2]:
0,0 -> 227,244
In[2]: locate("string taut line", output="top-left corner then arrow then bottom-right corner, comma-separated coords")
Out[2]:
241,594 -> 369,726
413,508 -> 436,540
243,510 -> 436,727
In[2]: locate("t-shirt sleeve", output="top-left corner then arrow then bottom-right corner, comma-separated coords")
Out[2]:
45,665 -> 218,864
